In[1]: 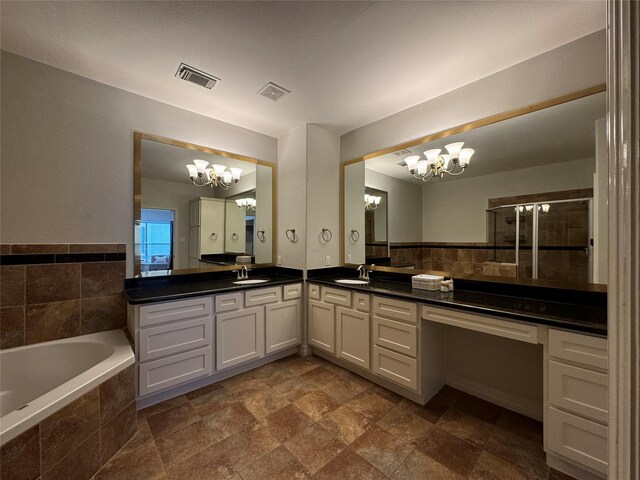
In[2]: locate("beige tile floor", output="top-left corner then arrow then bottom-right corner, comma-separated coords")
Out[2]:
91,355 -> 576,480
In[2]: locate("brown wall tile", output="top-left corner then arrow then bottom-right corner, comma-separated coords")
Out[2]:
12,244 -> 69,254
1,265 -> 26,307
100,365 -> 135,424
26,264 -> 80,304
0,244 -> 10,254
80,295 -> 126,335
25,300 -> 80,345
69,244 -> 123,253
1,306 -> 25,348
81,262 -> 125,298
0,425 -> 41,480
42,431 -> 101,480
100,402 -> 137,464
41,388 -> 100,471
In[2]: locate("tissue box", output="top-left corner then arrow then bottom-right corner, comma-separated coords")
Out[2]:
412,274 -> 444,291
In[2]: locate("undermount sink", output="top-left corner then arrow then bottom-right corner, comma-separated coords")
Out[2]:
232,279 -> 270,285
334,279 -> 370,285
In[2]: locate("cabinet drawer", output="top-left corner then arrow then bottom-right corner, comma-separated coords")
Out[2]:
422,306 -> 538,344
549,360 -> 608,424
353,292 -> 370,313
139,317 -> 212,362
547,406 -> 608,475
245,286 -> 282,307
215,292 -> 242,313
549,329 -> 608,371
265,299 -> 301,354
373,297 -> 416,324
139,296 -> 212,328
322,287 -> 352,307
283,283 -> 302,300
139,346 -> 212,397
308,283 -> 321,300
373,345 -> 418,391
373,316 -> 417,358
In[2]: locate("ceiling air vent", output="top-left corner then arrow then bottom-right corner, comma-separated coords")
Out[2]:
393,149 -> 413,156
175,63 -> 220,89
258,82 -> 291,102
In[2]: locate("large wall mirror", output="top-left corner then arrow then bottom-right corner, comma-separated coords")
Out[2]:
343,85 -> 607,286
133,133 -> 275,277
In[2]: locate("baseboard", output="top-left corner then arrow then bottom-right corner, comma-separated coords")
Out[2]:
445,373 -> 543,421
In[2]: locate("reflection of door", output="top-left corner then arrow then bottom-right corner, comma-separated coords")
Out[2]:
140,208 -> 175,272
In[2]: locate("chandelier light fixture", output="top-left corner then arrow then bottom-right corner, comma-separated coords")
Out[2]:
364,194 -> 381,210
235,198 -> 256,212
404,142 -> 474,182
186,159 -> 243,189
517,204 -> 550,214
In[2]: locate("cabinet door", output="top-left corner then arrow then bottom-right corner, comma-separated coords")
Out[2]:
308,299 -> 335,354
336,307 -> 370,369
265,299 -> 301,354
189,201 -> 201,227
225,201 -> 246,254
200,200 -> 225,255
216,306 -> 265,370
189,226 -> 200,259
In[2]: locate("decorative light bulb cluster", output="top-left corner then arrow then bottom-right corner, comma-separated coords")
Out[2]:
186,159 -> 243,189
235,198 -> 256,212
364,194 -> 381,210
404,142 -> 474,182
517,204 -> 551,214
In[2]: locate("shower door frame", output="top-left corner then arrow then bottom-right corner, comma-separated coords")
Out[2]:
489,197 -> 593,281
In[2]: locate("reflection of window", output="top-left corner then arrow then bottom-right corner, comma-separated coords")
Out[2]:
140,221 -> 173,268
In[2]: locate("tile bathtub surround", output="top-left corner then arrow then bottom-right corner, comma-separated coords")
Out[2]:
0,364 -> 136,480
0,244 -> 126,348
88,355 -> 576,480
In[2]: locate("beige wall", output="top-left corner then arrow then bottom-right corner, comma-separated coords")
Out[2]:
0,51 -> 277,276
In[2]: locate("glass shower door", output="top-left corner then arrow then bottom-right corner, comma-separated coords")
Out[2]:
517,205 -> 534,279
536,200 -> 591,283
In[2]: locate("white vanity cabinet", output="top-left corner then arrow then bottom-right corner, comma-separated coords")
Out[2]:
545,329 -> 609,478
129,282 -> 302,404
216,284 -> 301,371
131,296 -> 214,397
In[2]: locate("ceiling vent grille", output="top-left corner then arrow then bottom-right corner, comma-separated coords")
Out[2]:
258,82 -> 291,102
393,149 -> 412,156
175,63 -> 220,89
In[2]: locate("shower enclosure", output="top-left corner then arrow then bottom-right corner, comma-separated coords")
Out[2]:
486,198 -> 592,283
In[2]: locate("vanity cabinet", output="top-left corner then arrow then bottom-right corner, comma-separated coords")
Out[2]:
133,296 -> 214,397
336,306 -> 370,369
546,329 -> 609,477
128,283 -> 302,402
308,299 -> 335,353
189,197 -> 225,260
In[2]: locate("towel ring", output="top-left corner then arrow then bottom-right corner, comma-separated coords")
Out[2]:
257,230 -> 266,242
209,233 -> 218,241
286,229 -> 298,243
321,228 -> 333,243
231,233 -> 239,241
350,229 -> 360,242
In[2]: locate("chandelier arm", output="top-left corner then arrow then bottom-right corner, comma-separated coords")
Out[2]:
446,168 -> 467,176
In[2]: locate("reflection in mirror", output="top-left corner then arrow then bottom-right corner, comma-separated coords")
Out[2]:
363,187 -> 388,263
343,87 -> 607,285
135,134 -> 274,276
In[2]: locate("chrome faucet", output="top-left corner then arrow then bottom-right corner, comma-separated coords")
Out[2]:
233,265 -> 249,280
357,264 -> 375,280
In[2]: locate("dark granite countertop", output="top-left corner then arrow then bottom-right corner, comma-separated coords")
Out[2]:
125,267 -> 302,305
308,273 -> 607,337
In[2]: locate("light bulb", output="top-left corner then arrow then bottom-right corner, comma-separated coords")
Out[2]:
211,164 -> 228,178
444,142 -> 464,159
229,167 -> 243,181
458,148 -> 474,167
223,170 -> 232,184
417,160 -> 429,175
424,149 -> 441,165
404,155 -> 420,172
542,204 -> 550,213
186,164 -> 198,178
441,154 -> 451,169
193,159 -> 209,174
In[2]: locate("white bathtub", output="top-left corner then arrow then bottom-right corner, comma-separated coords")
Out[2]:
0,329 -> 134,446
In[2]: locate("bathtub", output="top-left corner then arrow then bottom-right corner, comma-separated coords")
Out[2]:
0,329 -> 134,446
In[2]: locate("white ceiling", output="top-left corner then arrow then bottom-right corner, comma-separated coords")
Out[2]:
0,1 -> 605,138
365,91 -> 606,184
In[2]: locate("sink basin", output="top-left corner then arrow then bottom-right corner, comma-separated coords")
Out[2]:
334,279 -> 370,285
232,279 -> 270,285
